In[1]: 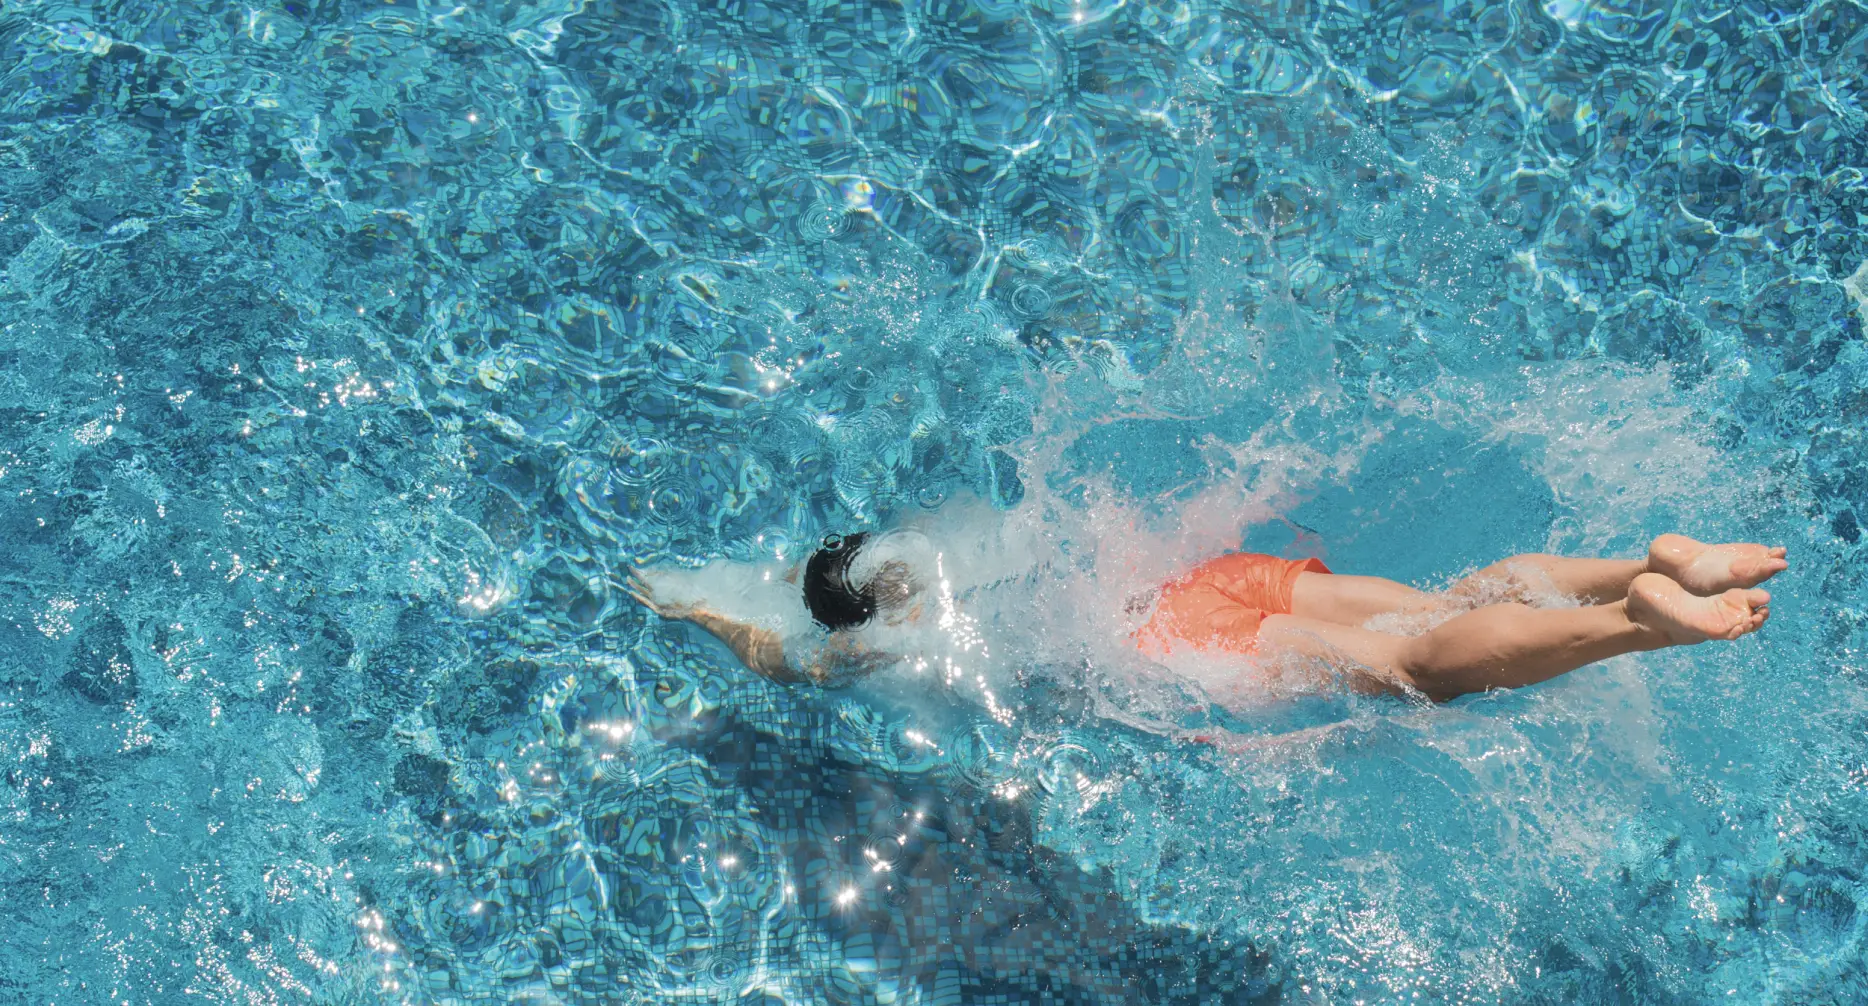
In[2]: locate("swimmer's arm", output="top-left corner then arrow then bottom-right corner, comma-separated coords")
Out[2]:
679,608 -> 805,683
677,610 -> 895,686
625,572 -> 800,682
626,572 -> 891,685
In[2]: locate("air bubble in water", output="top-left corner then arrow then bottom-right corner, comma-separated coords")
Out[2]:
1009,283 -> 1054,319
842,366 -> 877,394
705,953 -> 745,990
862,828 -> 909,871
1035,731 -> 1112,797
792,450 -> 832,484
750,413 -> 816,460
612,437 -> 672,486
596,756 -> 640,788
755,526 -> 797,561
964,298 -> 1011,336
834,456 -> 895,513
1005,237 -> 1064,270
942,722 -> 1016,791
647,479 -> 698,527
1346,201 -> 1398,241
797,201 -> 851,241
880,720 -> 942,773
652,345 -> 708,385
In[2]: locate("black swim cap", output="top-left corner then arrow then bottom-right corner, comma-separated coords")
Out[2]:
804,532 -> 875,630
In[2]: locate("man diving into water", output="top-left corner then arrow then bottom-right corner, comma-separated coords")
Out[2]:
626,532 -> 1784,702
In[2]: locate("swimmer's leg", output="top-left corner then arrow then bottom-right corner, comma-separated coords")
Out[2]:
1288,557 -> 1648,626
1288,572 -> 1444,625
1451,555 -> 1649,605
1262,572 -> 1770,701
1456,537 -> 1788,604
1289,537 -> 1788,627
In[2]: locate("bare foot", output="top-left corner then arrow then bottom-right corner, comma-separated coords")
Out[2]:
1627,572 -> 1770,644
1646,534 -> 1788,595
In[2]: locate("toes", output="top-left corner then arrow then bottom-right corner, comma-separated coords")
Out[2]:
1733,609 -> 1766,638
1706,589 -> 1773,639
1733,557 -> 1787,584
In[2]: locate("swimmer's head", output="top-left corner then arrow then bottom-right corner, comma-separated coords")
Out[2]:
804,533 -> 875,630
803,531 -> 932,630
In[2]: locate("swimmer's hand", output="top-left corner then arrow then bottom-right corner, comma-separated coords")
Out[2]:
624,570 -> 695,621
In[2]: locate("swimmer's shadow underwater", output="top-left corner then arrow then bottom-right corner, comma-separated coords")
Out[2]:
592,625 -> 1285,1005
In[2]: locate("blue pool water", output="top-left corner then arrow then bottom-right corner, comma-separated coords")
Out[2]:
3,0 -> 1867,1002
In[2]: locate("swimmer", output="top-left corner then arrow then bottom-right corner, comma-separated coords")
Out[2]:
626,532 -> 1785,701
626,529 -> 938,688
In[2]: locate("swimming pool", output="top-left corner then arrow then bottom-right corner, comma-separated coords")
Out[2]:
1,0 -> 1865,1002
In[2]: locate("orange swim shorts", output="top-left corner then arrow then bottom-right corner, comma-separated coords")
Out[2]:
1136,552 -> 1331,655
